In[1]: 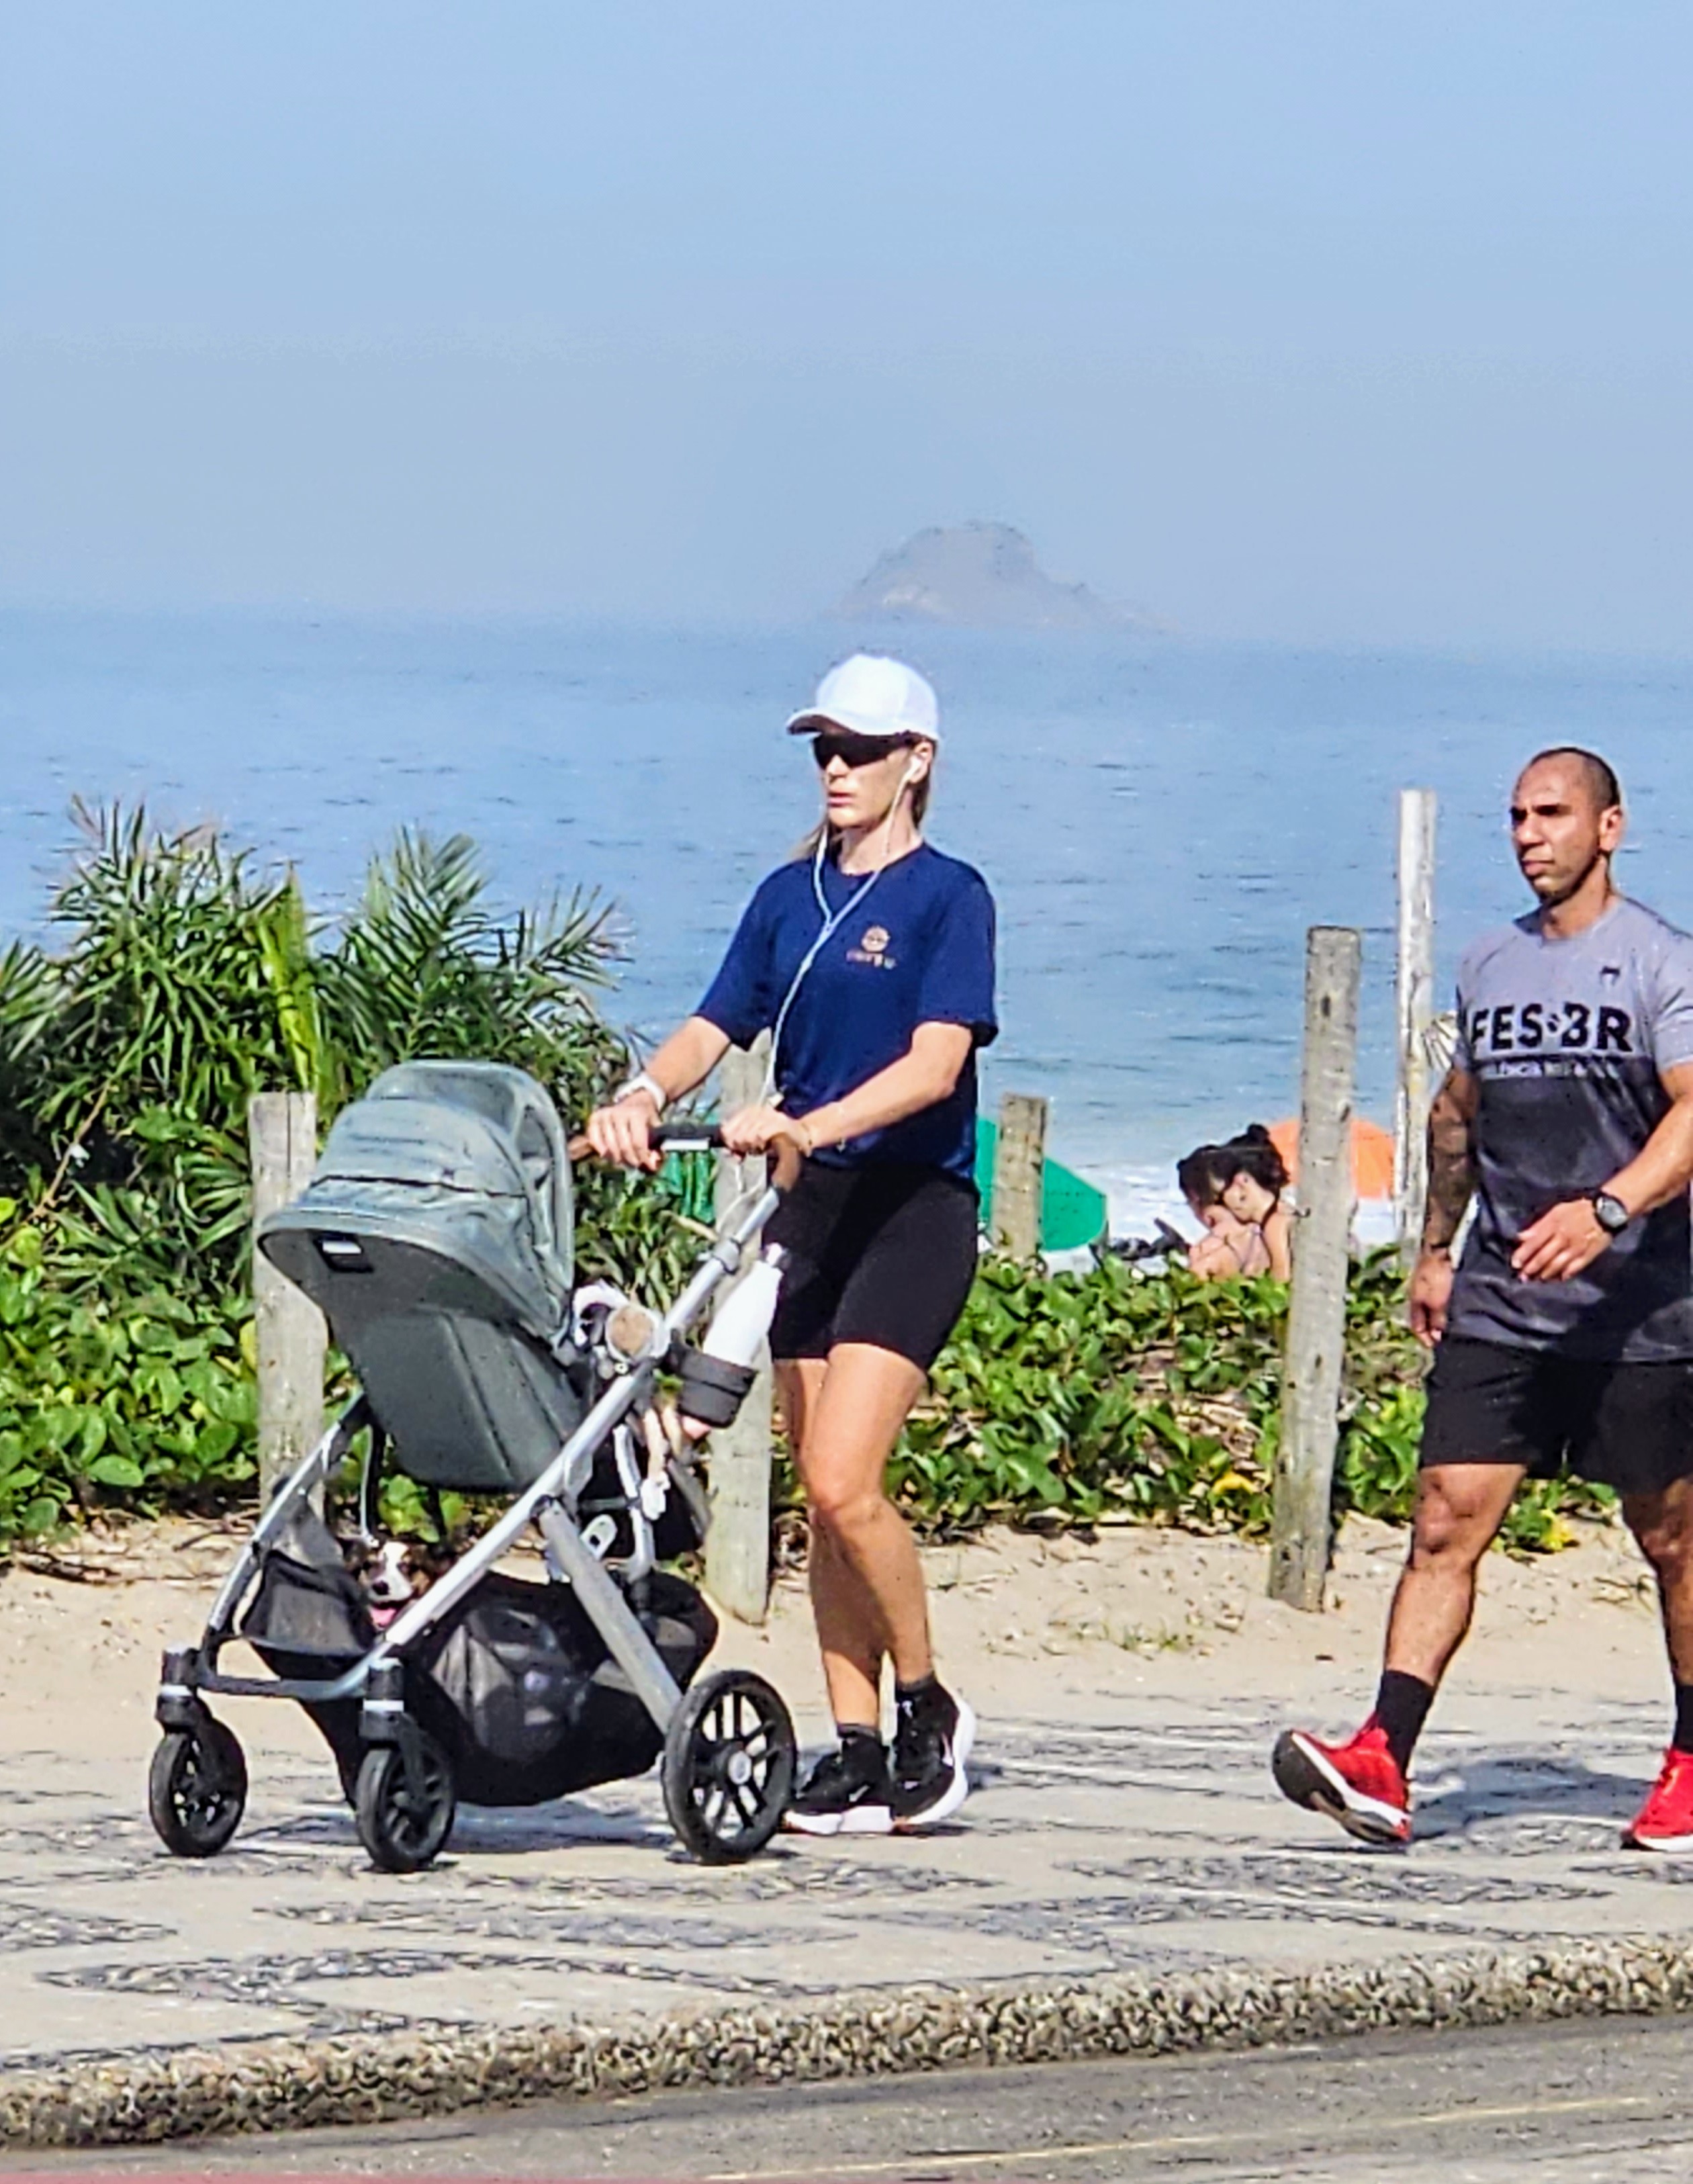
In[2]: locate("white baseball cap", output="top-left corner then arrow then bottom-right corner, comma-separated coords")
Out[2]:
785,653 -> 940,743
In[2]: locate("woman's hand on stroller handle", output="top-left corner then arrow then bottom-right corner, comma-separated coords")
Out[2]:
717,1108 -> 806,1194
582,1089 -> 664,1171
569,1118 -> 805,1195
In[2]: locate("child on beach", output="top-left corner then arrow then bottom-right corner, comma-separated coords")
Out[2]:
1177,1126 -> 1293,1281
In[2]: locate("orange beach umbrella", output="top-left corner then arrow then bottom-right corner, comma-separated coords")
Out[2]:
1268,1116 -> 1394,1202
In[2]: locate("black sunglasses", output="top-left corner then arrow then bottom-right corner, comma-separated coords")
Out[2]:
810,729 -> 913,770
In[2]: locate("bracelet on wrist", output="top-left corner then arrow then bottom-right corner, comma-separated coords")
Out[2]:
613,1070 -> 667,1114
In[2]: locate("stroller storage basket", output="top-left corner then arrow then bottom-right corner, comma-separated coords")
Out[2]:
242,1537 -> 717,1808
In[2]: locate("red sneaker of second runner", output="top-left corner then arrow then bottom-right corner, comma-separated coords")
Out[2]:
1623,1748 -> 1693,1851
1272,1718 -> 1411,1846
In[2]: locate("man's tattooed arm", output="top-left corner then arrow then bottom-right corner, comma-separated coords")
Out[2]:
1421,1067 -> 1479,1252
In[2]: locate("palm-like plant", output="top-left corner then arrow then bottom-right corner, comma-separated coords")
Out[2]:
316,829 -> 625,1108
0,806 -> 671,1306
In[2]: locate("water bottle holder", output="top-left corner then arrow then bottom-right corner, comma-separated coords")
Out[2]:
678,1351 -> 758,1429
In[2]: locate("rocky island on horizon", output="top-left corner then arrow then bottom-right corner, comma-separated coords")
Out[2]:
833,522 -> 1167,634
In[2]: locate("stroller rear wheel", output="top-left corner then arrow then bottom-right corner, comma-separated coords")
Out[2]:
355,1731 -> 456,1872
148,1719 -> 248,1858
662,1668 -> 796,1864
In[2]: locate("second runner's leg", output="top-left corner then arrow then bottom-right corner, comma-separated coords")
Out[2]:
1274,1458 -> 1523,1844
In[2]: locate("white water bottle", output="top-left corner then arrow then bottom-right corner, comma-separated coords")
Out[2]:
700,1244 -> 786,1366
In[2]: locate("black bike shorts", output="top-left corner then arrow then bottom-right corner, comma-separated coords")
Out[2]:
764,1161 -> 980,1373
1420,1336 -> 1693,1496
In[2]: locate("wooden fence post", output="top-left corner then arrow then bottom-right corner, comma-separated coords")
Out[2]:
1269,927 -> 1361,1612
705,1035 -> 773,1625
1394,788 -> 1437,1263
992,1092 -> 1048,1259
249,1092 -> 326,1500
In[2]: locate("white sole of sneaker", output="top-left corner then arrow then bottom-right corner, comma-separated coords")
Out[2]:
1273,1730 -> 1410,1848
781,1803 -> 893,1839
1624,1828 -> 1693,1852
894,1698 -> 977,1832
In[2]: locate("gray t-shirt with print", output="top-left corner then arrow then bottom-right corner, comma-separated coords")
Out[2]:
1448,896 -> 1693,1360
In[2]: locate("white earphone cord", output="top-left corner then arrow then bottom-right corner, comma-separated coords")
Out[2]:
760,757 -> 921,1107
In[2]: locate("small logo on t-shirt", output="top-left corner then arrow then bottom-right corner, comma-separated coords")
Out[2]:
847,923 -> 896,968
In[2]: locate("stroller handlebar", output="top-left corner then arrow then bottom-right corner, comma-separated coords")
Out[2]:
567,1122 -> 805,1196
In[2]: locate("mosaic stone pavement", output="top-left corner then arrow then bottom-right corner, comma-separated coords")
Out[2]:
5,1692 -> 1693,2073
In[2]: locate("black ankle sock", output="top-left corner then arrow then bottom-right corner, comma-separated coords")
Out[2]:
837,1722 -> 883,1760
1373,1670 -> 1435,1774
895,1674 -> 938,1707
1673,1684 -> 1693,1754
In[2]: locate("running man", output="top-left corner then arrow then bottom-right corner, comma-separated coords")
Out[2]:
1274,747 -> 1693,1849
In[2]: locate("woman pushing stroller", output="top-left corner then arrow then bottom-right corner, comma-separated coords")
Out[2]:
588,653 -> 997,1835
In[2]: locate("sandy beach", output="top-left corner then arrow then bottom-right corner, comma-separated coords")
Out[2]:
1,1508 -> 1672,1763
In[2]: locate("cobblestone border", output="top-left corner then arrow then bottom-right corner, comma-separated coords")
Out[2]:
6,1936 -> 1693,2148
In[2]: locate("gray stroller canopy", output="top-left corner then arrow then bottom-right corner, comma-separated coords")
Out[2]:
269,1061 -> 574,1337
260,1062 -> 584,1492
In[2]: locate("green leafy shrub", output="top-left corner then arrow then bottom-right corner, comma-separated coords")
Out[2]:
850,1248 -> 1612,1554
0,1207 -> 255,1539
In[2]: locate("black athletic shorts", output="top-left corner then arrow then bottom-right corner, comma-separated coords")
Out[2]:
1420,1336 -> 1693,1496
764,1161 -> 979,1373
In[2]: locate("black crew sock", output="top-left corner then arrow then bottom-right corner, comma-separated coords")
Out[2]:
837,1722 -> 884,1773
1373,1670 -> 1436,1774
895,1673 -> 939,1708
1672,1684 -> 1693,1754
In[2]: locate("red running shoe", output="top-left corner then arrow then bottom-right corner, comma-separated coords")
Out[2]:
1272,1719 -> 1412,1847
1623,1748 -> 1693,1851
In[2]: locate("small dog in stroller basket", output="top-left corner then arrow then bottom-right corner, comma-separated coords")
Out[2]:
345,1537 -> 451,1629
148,1061 -> 805,1874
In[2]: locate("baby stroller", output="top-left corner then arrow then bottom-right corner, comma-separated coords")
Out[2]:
148,1061 -> 800,1872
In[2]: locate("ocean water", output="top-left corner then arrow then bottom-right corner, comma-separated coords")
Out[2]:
4,610 -> 1691,1238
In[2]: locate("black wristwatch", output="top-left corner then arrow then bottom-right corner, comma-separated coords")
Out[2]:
1590,1189 -> 1631,1236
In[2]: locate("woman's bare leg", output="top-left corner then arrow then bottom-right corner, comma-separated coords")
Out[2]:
778,1344 -> 930,1729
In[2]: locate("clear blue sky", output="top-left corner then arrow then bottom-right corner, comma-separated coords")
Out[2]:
3,1 -> 1690,647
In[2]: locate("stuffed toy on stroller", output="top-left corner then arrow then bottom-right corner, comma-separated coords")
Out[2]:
147,1061 -> 799,1872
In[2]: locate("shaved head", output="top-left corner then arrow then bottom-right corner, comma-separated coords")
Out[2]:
1522,747 -> 1622,815
1510,747 -> 1626,912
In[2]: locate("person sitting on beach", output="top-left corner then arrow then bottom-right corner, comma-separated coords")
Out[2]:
1177,1127 -> 1293,1281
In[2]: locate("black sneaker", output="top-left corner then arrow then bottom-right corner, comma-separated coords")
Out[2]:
782,1738 -> 895,1837
890,1682 -> 976,1830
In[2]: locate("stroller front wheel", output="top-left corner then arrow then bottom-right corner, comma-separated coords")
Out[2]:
354,1733 -> 456,1872
148,1720 -> 248,1858
661,1668 -> 796,1864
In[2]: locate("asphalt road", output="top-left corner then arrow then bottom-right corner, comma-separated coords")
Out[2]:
8,2013 -> 1693,2182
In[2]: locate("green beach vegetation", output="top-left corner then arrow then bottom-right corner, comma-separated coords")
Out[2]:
0,807 -> 1608,1555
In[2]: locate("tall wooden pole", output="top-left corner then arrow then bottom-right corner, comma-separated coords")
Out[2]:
1394,788 -> 1437,1264
1269,927 -> 1361,1612
249,1092 -> 326,1500
705,1036 -> 773,1625
992,1092 -> 1048,1260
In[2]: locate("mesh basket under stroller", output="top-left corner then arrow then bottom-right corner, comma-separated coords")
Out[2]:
148,1061 -> 800,1871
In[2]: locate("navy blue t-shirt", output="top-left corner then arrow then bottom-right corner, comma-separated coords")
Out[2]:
696,842 -> 997,1185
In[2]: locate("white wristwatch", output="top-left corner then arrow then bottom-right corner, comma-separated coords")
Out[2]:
613,1070 -> 668,1114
